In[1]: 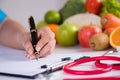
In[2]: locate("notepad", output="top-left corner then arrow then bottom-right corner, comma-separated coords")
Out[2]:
0,45 -> 83,78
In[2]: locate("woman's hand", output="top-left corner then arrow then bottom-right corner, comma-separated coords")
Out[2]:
0,17 -> 56,60
23,26 -> 56,59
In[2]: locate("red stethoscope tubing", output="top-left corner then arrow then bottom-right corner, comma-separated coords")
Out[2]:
64,76 -> 120,80
63,56 -> 120,75
95,60 -> 120,70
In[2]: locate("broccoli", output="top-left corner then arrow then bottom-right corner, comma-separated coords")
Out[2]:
100,0 -> 120,17
59,0 -> 86,22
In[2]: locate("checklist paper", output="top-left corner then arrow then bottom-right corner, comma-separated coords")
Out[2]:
0,45 -> 82,78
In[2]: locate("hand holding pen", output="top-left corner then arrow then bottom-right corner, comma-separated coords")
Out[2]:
0,9 -> 55,60
23,16 -> 56,60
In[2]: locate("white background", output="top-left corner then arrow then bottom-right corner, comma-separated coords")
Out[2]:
0,0 -> 67,30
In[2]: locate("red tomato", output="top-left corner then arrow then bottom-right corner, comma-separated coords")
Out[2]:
85,0 -> 102,15
78,25 -> 102,47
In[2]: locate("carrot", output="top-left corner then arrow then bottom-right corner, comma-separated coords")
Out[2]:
104,27 -> 115,36
101,13 -> 120,29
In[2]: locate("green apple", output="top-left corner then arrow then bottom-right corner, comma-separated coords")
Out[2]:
36,20 -> 47,29
56,24 -> 78,46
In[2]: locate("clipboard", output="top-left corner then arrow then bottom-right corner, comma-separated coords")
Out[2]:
0,72 -> 38,79
0,45 -> 83,79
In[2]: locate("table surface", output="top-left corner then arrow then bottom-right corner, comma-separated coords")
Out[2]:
0,45 -> 120,80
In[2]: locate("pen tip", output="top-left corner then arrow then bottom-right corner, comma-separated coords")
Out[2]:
35,52 -> 39,61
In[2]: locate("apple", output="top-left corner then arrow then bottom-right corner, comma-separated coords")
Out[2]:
56,24 -> 78,46
36,20 -> 47,29
78,25 -> 102,47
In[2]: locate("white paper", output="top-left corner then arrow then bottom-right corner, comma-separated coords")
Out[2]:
0,45 -> 82,77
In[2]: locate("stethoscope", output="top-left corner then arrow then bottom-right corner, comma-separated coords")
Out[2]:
63,50 -> 120,80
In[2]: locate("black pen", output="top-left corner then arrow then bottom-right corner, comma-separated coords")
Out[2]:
28,16 -> 39,60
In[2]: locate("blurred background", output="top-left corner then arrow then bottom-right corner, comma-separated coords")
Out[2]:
0,0 -> 67,30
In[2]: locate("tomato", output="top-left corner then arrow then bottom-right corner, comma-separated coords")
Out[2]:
78,25 -> 102,47
56,24 -> 78,46
85,0 -> 102,15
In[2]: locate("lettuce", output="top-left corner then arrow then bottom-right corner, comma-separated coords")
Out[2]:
100,0 -> 120,17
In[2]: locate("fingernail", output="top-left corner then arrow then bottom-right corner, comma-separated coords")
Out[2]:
29,55 -> 35,60
36,46 -> 40,52
27,54 -> 30,58
24,53 -> 27,57
28,49 -> 33,55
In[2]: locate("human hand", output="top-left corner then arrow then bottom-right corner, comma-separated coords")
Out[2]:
23,26 -> 56,59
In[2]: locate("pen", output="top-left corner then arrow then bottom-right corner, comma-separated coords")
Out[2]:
41,56 -> 90,74
28,16 -> 39,60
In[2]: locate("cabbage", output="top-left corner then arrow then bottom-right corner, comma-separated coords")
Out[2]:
64,13 -> 102,30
